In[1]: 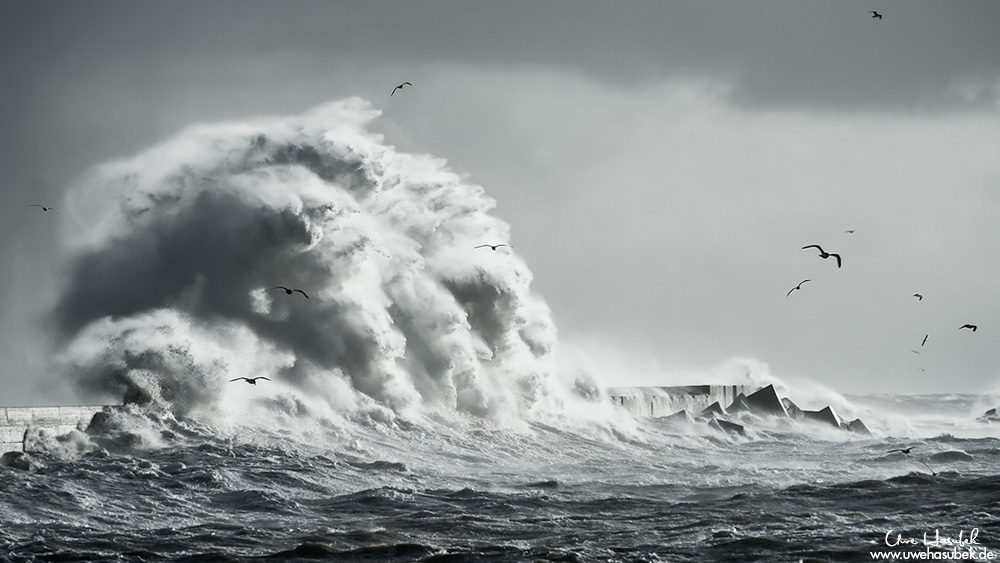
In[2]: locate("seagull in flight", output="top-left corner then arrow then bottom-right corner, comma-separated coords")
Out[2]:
921,334 -> 928,347
888,447 -> 913,455
391,82 -> 412,96
786,279 -> 812,297
960,324 -> 978,332
802,245 -> 842,268
475,244 -> 510,251
29,205 -> 58,214
269,286 -> 309,299
910,350 -> 921,355
230,377 -> 271,385
845,230 -> 855,234
913,293 -> 923,301
870,10 -> 883,19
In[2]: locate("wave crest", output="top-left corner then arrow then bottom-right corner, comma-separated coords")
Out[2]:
53,98 -> 601,426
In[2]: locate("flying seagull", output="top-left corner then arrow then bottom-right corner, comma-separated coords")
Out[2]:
29,204 -> 58,213
960,324 -> 978,332
913,293 -> 923,301
391,82 -> 412,96
845,230 -> 855,234
910,350 -> 921,355
921,334 -> 928,347
801,245 -> 842,268
230,377 -> 271,385
269,286 -> 310,299
888,447 -> 913,455
870,10 -> 883,19
475,244 -> 510,251
786,279 -> 812,297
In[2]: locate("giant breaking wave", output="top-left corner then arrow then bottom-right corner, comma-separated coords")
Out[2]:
51,99 -> 606,431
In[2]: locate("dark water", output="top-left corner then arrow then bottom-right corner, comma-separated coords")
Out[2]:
3,395 -> 1000,562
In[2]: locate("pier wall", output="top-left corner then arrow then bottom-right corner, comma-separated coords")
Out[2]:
608,385 -> 753,417
1,406 -> 115,454
3,386 -> 757,452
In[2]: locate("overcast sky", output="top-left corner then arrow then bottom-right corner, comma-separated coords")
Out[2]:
2,1 -> 999,403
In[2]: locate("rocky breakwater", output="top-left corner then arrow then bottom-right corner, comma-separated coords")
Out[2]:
663,384 -> 871,437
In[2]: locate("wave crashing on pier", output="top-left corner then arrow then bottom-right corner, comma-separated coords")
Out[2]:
51,99 -> 606,430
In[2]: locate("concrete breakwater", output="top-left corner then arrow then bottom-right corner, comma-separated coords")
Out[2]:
1,383 -> 864,459
609,384 -> 870,434
1,405 -> 117,454
608,385 -> 752,418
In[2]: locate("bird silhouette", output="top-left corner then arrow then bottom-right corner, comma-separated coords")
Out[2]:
913,293 -> 923,301
870,10 -> 883,19
269,286 -> 309,299
921,334 -> 928,347
230,377 -> 271,385
786,279 -> 812,297
29,205 -> 58,214
910,350 -> 921,355
845,230 -> 855,234
889,447 -> 913,455
801,245 -> 842,268
391,82 -> 412,96
960,324 -> 977,332
475,244 -> 510,251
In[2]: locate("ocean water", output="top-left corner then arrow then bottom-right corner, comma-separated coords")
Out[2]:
3,393 -> 999,562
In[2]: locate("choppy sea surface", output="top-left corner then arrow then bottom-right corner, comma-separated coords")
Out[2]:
3,393 -> 999,563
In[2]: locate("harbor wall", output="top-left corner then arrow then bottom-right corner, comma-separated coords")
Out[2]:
608,385 -> 754,417
1,405 -> 116,454
2,385 -> 755,453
